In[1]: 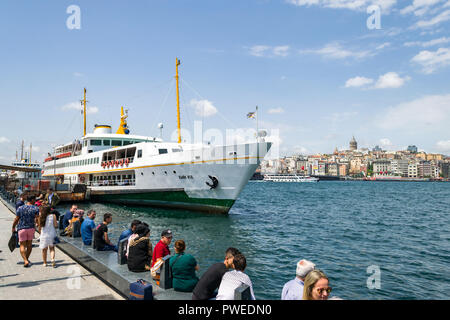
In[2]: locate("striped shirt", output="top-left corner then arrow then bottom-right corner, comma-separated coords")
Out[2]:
216,270 -> 256,300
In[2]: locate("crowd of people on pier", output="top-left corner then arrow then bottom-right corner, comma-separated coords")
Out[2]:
10,188 -> 336,300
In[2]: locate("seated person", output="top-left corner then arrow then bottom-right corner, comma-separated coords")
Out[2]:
169,240 -> 199,292
80,210 -> 96,245
127,224 -> 152,272
62,204 -> 78,230
216,253 -> 256,300
117,219 -> 141,249
93,213 -> 117,252
192,247 -> 240,300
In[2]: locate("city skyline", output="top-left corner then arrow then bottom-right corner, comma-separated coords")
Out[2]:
0,1 -> 449,163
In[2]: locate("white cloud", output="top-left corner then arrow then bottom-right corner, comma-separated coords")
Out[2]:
374,72 -> 410,88
400,0 -> 443,16
0,137 -> 10,143
404,37 -> 450,47
273,46 -> 290,57
436,140 -> 450,152
61,101 -> 99,114
411,47 -> 450,73
286,0 -> 397,12
73,72 -> 84,77
414,9 -> 450,28
300,42 -> 372,60
376,42 -> 391,50
345,76 -> 374,87
376,94 -> 450,130
379,138 -> 393,146
189,99 -> 218,117
267,107 -> 285,114
247,45 -> 290,57
248,45 -> 270,57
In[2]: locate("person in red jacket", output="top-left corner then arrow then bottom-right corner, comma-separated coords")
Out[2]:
151,229 -> 173,267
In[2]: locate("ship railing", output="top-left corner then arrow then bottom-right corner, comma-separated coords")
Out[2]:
87,179 -> 136,187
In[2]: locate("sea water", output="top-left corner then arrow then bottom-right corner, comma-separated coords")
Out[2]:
59,181 -> 450,299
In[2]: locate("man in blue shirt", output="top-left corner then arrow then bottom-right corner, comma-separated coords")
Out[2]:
62,204 -> 78,231
81,209 -> 97,245
117,219 -> 141,248
281,259 -> 316,300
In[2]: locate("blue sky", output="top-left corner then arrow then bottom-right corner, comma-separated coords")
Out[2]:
0,0 -> 449,163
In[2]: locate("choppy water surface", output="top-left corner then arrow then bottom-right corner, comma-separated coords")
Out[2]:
59,181 -> 450,299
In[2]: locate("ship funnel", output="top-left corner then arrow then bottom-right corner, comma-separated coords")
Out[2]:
94,124 -> 112,134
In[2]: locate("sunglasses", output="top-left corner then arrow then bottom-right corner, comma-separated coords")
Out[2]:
315,287 -> 332,295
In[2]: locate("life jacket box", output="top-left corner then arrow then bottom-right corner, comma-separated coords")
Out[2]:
129,279 -> 153,300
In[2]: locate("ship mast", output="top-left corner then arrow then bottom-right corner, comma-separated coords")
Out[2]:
83,88 -> 87,136
175,58 -> 181,144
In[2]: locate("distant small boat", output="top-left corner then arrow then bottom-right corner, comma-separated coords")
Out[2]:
263,174 -> 319,182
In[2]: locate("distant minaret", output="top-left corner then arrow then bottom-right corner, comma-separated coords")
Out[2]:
350,136 -> 357,151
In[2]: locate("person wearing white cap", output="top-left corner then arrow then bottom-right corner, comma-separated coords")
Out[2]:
281,259 -> 316,300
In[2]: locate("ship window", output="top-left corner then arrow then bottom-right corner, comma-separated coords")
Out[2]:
172,148 -> 182,153
112,140 -> 122,146
137,150 -> 142,158
123,140 -> 132,146
91,140 -> 102,146
84,141 -> 88,147
159,149 -> 168,155
103,140 -> 111,146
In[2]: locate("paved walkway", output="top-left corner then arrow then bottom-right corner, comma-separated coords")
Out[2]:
0,201 -> 124,300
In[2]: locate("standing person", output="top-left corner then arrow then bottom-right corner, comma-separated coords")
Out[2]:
80,209 -> 96,245
192,247 -> 240,300
117,219 -> 141,248
302,270 -> 331,300
127,224 -> 152,272
281,259 -> 316,300
62,204 -> 78,230
169,240 -> 199,292
38,205 -> 58,267
216,253 -> 256,300
93,213 -> 117,252
44,188 -> 60,209
151,229 -> 173,267
11,195 -> 39,268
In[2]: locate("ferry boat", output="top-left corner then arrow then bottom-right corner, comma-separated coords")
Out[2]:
263,174 -> 319,182
9,142 -> 42,180
41,59 -> 272,214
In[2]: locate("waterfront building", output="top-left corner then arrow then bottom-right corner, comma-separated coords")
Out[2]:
391,160 -> 409,177
441,163 -> 450,178
350,157 -> 363,174
339,163 -> 348,176
373,160 -> 391,175
327,162 -> 339,176
408,162 -> 418,178
418,161 -> 432,178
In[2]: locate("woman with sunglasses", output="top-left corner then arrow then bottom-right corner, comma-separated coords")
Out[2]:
303,270 -> 332,300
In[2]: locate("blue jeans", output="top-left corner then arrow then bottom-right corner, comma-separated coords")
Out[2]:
99,244 -> 118,252
83,240 -> 92,246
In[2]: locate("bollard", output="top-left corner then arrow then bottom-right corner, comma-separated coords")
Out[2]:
158,255 -> 173,289
117,238 -> 128,265
234,283 -> 251,300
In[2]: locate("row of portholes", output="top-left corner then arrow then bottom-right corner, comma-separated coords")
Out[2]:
142,170 -> 178,175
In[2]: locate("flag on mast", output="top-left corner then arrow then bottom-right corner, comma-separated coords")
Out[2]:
247,111 -> 256,119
